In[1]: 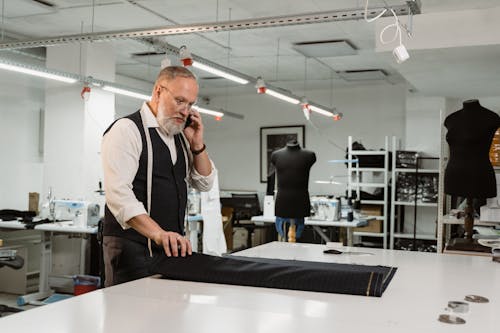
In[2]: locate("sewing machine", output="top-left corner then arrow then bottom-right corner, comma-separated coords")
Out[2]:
51,200 -> 100,227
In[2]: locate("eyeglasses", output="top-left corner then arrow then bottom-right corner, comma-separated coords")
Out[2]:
158,85 -> 196,111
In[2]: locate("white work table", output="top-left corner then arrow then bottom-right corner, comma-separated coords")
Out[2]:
0,220 -> 97,304
1,241 -> 498,332
251,215 -> 369,246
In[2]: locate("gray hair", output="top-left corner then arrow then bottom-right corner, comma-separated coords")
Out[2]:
156,66 -> 197,84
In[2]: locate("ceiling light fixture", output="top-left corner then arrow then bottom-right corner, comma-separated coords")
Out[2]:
192,61 -> 249,84
194,106 -> 224,119
256,77 -> 299,104
265,88 -> 300,105
0,59 -> 77,83
180,45 -> 248,84
102,85 -> 151,100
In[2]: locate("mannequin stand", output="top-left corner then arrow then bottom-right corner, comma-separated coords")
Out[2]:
446,198 -> 490,253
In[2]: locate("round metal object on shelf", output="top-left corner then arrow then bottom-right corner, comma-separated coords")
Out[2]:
464,295 -> 489,303
438,314 -> 466,324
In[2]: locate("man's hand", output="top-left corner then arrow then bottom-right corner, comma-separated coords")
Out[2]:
154,231 -> 193,257
183,109 -> 204,150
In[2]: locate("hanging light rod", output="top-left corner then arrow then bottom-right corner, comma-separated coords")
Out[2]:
194,106 -> 224,118
0,3 -> 421,50
179,46 -> 250,84
0,57 -> 240,119
265,88 -> 300,105
0,58 -> 78,83
192,62 -> 249,84
102,85 -> 151,100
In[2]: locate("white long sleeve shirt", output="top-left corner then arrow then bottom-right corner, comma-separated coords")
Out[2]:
101,102 -> 215,229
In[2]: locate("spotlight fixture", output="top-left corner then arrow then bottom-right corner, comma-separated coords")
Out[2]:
255,77 -> 266,94
179,45 -> 193,66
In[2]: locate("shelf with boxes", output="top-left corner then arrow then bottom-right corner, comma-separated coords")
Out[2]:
390,138 -> 440,250
347,136 -> 390,248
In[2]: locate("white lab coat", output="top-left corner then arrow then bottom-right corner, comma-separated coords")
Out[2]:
201,170 -> 227,255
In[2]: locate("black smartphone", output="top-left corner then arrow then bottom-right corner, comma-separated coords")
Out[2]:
184,115 -> 192,129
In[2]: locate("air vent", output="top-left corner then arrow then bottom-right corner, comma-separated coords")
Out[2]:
293,40 -> 357,58
338,69 -> 387,81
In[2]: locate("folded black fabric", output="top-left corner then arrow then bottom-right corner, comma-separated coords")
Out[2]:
0,209 -> 36,223
150,252 -> 397,297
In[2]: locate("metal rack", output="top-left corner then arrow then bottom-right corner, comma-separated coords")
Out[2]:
390,136 -> 439,250
347,136 -> 390,248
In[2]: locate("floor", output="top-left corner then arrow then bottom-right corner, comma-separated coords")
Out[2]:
0,292 -> 36,317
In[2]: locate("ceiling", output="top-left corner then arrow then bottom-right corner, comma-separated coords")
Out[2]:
1,0 -> 500,100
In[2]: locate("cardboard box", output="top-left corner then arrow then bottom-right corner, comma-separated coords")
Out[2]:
360,204 -> 382,217
353,204 -> 383,233
353,219 -> 383,233
28,192 -> 39,214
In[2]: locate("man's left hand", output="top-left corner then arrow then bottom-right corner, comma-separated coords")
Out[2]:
183,109 -> 204,150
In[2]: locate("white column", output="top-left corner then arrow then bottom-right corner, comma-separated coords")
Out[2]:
43,42 -> 115,202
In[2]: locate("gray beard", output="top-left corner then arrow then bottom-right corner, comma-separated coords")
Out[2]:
157,115 -> 183,135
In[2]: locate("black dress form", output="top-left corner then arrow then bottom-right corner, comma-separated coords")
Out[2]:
444,99 -> 500,198
271,140 -> 316,218
444,99 -> 500,249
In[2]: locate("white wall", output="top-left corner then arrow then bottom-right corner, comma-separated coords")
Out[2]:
0,71 -> 44,210
204,83 -> 407,197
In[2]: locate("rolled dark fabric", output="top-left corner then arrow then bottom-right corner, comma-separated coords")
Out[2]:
149,252 -> 396,297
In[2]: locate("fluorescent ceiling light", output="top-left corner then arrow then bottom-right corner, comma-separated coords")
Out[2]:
309,105 -> 334,117
102,85 -> 151,100
192,61 -> 249,84
194,106 -> 224,118
315,180 -> 342,185
0,62 -> 77,83
265,89 -> 300,105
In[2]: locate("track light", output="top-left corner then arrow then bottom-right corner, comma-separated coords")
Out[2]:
193,106 -> 224,119
102,85 -> 151,100
180,45 -> 248,84
0,59 -> 77,83
255,77 -> 266,94
191,61 -> 249,84
265,88 -> 300,105
179,45 -> 193,66
255,77 -> 299,104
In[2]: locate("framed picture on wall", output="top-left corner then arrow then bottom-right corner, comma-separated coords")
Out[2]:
260,125 -> 305,183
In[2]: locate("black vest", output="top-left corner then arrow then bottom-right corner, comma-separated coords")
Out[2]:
103,110 -> 188,247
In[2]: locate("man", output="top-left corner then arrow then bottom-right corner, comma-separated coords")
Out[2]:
101,66 -> 215,287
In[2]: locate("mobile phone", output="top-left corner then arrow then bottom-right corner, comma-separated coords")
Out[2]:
184,115 -> 192,129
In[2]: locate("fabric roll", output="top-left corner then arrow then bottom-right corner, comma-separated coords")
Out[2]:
150,252 -> 396,297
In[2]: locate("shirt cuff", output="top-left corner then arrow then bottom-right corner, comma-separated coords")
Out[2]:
190,160 -> 216,192
116,202 -> 148,230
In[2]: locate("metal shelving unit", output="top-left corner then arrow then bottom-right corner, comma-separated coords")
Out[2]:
390,137 -> 440,250
347,136 -> 390,248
